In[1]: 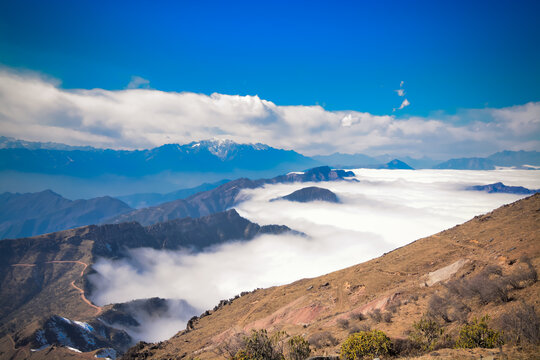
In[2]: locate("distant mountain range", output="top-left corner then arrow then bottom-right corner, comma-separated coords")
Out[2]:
312,150 -> 540,170
2,137 -> 538,178
0,137 -> 318,177
116,179 -> 229,208
0,190 -> 133,240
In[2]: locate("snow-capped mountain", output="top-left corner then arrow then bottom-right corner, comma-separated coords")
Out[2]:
0,138 -> 319,177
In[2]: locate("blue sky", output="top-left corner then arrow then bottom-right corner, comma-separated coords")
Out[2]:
1,0 -> 539,116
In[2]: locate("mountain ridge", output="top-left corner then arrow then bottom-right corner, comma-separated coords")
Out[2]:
121,194 -> 540,360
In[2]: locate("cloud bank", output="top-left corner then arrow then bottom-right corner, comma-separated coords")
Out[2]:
88,169 -> 540,341
0,69 -> 539,158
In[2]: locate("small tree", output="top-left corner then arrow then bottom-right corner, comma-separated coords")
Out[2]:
340,330 -> 391,359
287,335 -> 311,360
409,316 -> 444,351
455,316 -> 503,349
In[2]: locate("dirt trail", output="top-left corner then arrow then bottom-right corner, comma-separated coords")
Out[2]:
11,260 -> 102,315
7,333 -> 30,358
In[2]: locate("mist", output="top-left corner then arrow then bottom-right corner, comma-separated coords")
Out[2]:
88,169 -> 540,341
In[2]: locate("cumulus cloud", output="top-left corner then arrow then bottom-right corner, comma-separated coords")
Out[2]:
0,69 -> 538,158
88,169 -> 540,341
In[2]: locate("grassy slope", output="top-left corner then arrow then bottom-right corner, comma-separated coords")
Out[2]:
124,194 -> 540,359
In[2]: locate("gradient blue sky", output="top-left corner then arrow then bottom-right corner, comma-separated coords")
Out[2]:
1,0 -> 539,116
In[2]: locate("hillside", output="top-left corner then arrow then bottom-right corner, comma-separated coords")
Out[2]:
0,210 -> 294,359
123,194 -> 540,360
0,190 -> 133,239
105,166 -> 355,226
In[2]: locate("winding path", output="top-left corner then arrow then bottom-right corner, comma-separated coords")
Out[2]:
11,260 -> 102,315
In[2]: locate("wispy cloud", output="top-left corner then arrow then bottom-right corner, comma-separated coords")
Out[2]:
395,98 -> 410,111
0,69 -> 538,158
393,80 -> 410,111
126,75 -> 150,89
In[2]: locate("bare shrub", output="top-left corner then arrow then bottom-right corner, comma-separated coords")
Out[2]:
350,312 -> 366,321
368,309 -> 383,323
496,302 -> 540,345
427,294 -> 469,323
382,311 -> 393,323
337,318 -> 350,330
507,258 -> 537,289
308,331 -> 338,349
216,332 -> 245,358
391,337 -> 421,357
386,299 -> 402,314
445,266 -> 510,305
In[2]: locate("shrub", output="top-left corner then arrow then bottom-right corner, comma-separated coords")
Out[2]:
496,302 -> 540,345
231,329 -> 285,360
351,312 -> 366,321
427,294 -> 470,324
507,258 -> 537,289
287,335 -> 311,360
409,316 -> 445,351
382,312 -> 393,323
455,316 -> 503,349
337,318 -> 350,330
340,330 -> 391,359
368,309 -> 382,323
308,331 -> 338,349
218,332 -> 245,358
391,338 -> 421,357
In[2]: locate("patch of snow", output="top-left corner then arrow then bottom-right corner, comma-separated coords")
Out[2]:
31,344 -> 50,352
74,320 -> 94,332
66,346 -> 82,353
287,171 -> 305,175
192,142 -> 200,147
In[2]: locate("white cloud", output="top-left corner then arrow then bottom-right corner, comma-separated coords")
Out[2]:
394,98 -> 410,111
0,69 -> 538,158
88,169 -> 540,341
126,76 -> 150,89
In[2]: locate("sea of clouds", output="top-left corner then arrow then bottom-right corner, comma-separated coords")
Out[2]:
88,169 -> 540,341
